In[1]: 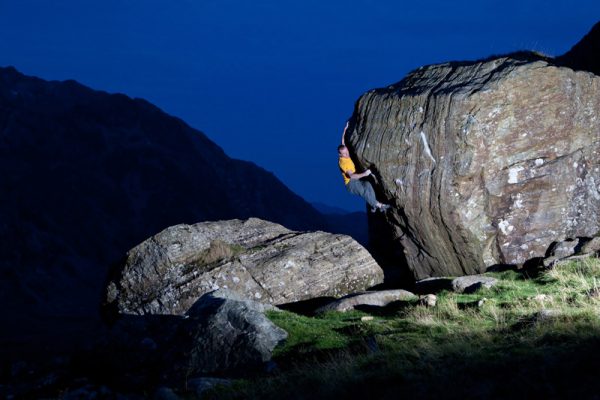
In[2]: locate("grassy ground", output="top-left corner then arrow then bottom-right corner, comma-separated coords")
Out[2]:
206,257 -> 600,399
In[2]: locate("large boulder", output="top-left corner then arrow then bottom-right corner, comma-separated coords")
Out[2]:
99,290 -> 286,386
105,218 -> 384,315
347,54 -> 600,279
165,289 -> 288,379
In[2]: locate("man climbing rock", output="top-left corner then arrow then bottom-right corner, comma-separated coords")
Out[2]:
339,121 -> 390,212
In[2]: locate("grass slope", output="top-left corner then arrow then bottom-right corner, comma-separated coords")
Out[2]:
206,257 -> 600,399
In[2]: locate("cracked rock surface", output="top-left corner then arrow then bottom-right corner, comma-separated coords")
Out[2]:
348,55 -> 600,279
105,218 -> 384,315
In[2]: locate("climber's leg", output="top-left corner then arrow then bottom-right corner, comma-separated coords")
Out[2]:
347,179 -> 379,209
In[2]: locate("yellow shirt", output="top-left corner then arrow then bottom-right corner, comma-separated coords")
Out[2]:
338,157 -> 355,185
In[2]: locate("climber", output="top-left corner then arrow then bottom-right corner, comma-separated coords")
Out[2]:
338,121 -> 390,212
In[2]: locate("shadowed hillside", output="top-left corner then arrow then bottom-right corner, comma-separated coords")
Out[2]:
0,66 -> 328,348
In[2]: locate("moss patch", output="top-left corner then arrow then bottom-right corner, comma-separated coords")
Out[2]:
207,257 -> 600,399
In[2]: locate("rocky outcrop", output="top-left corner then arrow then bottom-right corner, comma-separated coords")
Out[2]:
348,53 -> 600,279
451,275 -> 498,294
105,218 -> 384,315
98,289 -> 286,388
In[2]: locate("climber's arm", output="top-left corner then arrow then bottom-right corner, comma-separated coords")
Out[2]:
341,121 -> 349,145
346,169 -> 371,180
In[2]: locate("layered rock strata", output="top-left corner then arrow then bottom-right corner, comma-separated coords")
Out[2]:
106,218 -> 384,315
348,55 -> 600,279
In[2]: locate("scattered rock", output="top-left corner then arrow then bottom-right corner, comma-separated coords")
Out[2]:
477,298 -> 488,308
418,294 -> 437,308
451,276 -> 498,294
580,237 -> 600,255
106,218 -> 384,315
349,54 -> 600,280
361,316 -> 374,322
315,289 -> 416,313
153,387 -> 180,400
548,239 -> 581,259
548,253 -> 596,268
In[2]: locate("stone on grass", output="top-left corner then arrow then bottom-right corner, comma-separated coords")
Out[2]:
315,289 -> 416,313
418,294 -> 437,308
451,275 -> 498,294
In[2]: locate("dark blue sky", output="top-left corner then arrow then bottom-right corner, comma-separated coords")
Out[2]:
1,1 -> 598,211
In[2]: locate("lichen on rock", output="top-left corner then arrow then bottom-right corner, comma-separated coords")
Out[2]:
348,54 -> 600,279
105,218 -> 384,315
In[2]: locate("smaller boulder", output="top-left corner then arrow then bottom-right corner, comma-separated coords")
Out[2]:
315,289 -> 416,313
581,237 -> 600,255
165,290 -> 288,379
451,276 -> 498,294
418,294 -> 437,308
548,239 -> 581,259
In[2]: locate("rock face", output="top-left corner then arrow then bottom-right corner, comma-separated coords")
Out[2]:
347,54 -> 600,279
101,289 -> 286,386
106,218 -> 384,315
557,21 -> 600,75
166,290 -> 288,378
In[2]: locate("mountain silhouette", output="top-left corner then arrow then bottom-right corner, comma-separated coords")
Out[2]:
0,66 -> 328,349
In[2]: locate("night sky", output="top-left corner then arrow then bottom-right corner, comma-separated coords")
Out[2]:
1,1 -> 598,211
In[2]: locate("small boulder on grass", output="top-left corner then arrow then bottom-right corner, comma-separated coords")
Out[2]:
418,294 -> 437,308
315,289 -> 416,313
451,275 -> 498,294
